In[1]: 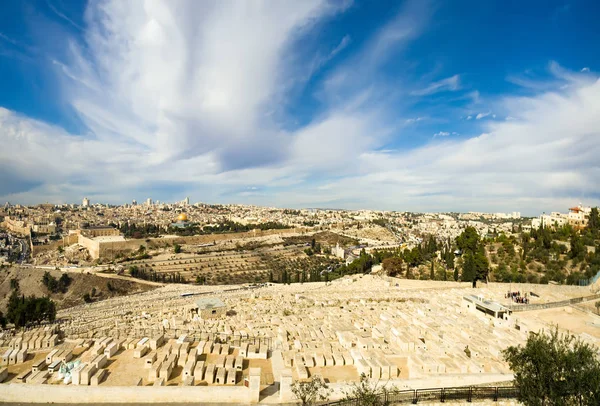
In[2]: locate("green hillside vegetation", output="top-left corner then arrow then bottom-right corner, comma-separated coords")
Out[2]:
380,207 -> 600,285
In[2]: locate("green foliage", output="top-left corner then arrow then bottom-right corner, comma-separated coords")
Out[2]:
587,207 -> 599,235
291,375 -> 331,406
129,265 -> 186,283
173,243 -> 181,254
456,227 -> 489,283
382,257 -> 403,277
569,233 -> 586,261
342,373 -> 398,406
42,272 -> 72,294
503,327 -> 600,406
456,226 -> 480,253
6,291 -> 56,328
9,278 -> 19,291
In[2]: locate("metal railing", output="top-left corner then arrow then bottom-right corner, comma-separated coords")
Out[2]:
579,270 -> 600,287
323,386 -> 519,405
507,293 -> 600,312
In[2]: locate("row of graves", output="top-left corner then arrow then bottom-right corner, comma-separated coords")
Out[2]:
34,275 -> 588,387
226,276 -> 533,383
0,326 -> 61,383
0,330 -> 263,387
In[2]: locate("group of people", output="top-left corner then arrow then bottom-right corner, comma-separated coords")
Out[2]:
505,290 -> 530,304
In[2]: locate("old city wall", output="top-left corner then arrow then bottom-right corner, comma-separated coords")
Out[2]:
31,239 -> 64,256
0,384 -> 257,403
169,227 -> 307,245
78,235 -> 100,259
92,227 -> 307,259
2,218 -> 31,235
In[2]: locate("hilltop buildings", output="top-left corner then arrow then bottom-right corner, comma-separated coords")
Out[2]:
531,204 -> 591,230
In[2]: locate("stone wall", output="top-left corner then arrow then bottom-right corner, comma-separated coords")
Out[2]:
79,227 -> 307,260
31,240 -> 64,256
0,383 -> 258,403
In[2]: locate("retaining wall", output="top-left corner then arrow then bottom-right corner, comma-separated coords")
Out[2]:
0,383 -> 256,403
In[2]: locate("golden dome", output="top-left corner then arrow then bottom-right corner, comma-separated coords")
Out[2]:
177,213 -> 188,222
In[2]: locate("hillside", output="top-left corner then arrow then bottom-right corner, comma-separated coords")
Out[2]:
0,266 -> 155,311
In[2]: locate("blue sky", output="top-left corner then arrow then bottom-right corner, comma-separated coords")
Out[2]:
0,0 -> 599,215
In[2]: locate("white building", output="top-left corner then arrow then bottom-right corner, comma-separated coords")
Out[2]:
82,197 -> 90,208
531,204 -> 591,229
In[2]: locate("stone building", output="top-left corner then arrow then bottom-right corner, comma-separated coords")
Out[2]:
193,298 -> 226,319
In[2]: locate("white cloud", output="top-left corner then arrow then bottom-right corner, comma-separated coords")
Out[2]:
581,67 -> 590,72
305,78 -> 600,213
1,2 -> 599,214
411,74 -> 460,96
405,116 -> 426,124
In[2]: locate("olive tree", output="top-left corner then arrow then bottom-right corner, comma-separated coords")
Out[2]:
291,375 -> 331,406
503,327 -> 600,406
343,373 -> 398,406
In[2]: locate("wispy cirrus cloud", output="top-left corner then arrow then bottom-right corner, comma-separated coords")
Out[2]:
411,74 -> 461,96
1,1 -> 599,215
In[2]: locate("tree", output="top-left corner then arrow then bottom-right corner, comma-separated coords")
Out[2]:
462,252 -> 476,282
430,260 -> 435,280
503,328 -> 600,406
6,292 -> 56,328
382,257 -> 403,277
569,233 -> 585,261
587,207 -> 599,235
173,243 -> 181,254
456,227 -> 480,253
342,373 -> 397,406
456,228 -> 489,284
291,375 -> 331,406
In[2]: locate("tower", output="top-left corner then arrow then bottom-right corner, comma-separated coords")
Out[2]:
82,197 -> 90,208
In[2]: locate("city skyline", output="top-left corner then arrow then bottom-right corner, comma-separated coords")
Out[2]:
1,0 -> 599,214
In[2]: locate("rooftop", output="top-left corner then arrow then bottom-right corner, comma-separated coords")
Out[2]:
463,294 -> 510,314
195,297 -> 226,310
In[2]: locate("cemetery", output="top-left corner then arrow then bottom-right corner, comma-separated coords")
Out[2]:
0,275 -> 598,403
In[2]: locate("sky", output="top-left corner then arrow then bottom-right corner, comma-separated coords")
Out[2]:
0,0 -> 599,215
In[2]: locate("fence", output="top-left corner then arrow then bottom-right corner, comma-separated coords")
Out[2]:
507,293 -> 600,312
324,386 -> 519,405
579,270 -> 600,287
